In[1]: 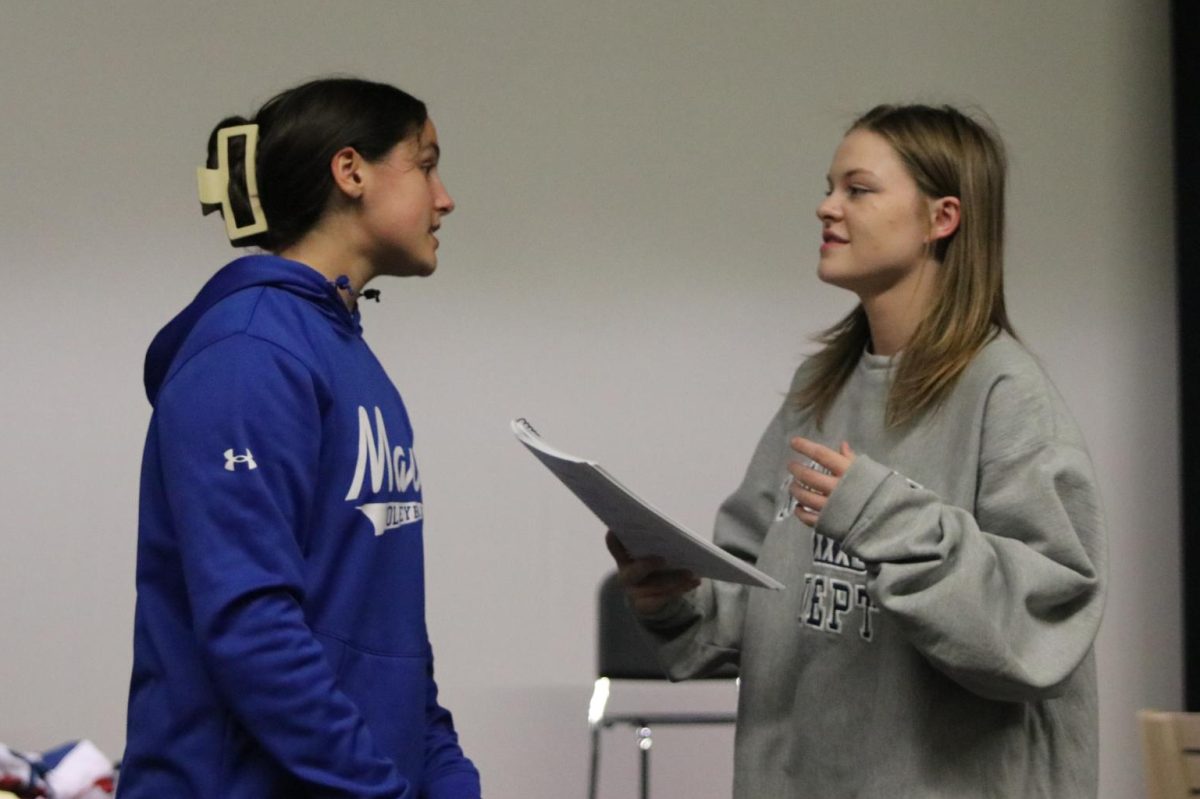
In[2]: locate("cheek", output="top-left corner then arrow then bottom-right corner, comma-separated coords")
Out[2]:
378,178 -> 431,222
380,198 -> 429,236
879,213 -> 925,250
398,201 -> 428,228
846,215 -> 885,251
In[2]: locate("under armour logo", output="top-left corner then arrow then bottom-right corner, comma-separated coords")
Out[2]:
224,448 -> 258,471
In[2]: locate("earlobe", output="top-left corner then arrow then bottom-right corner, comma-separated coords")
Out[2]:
330,146 -> 365,200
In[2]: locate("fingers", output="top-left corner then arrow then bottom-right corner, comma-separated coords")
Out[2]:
626,568 -> 700,616
788,476 -> 827,528
788,438 -> 856,527
790,437 -> 853,476
788,479 -> 828,513
605,530 -> 700,613
787,460 -> 838,496
618,553 -> 669,587
605,530 -> 633,566
792,505 -> 820,528
607,532 -> 664,587
628,569 -> 701,597
617,552 -> 698,593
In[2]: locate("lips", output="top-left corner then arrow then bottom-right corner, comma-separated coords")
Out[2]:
820,230 -> 848,254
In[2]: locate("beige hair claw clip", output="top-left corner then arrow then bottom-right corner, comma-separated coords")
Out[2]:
197,124 -> 268,240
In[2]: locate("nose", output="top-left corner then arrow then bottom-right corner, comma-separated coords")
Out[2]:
816,193 -> 838,223
434,176 -> 455,216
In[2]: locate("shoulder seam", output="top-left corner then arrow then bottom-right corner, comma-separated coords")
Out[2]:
979,436 -> 1089,469
975,359 -> 1077,466
157,288 -> 321,397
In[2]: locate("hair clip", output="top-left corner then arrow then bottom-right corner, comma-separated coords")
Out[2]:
197,124 -> 268,240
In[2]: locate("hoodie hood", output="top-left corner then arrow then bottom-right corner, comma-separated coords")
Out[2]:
144,254 -> 357,405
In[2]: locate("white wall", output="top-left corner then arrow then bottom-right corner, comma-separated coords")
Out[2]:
0,2 -> 1176,797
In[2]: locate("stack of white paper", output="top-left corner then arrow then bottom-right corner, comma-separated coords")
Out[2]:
512,418 -> 784,590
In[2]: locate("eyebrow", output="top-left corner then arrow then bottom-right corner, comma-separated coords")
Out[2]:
826,168 -> 877,182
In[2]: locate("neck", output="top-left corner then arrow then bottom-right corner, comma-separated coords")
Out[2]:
859,260 -> 938,356
279,222 -> 374,311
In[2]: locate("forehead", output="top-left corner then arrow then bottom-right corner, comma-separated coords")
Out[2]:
414,118 -> 439,156
828,129 -> 906,178
386,118 -> 439,162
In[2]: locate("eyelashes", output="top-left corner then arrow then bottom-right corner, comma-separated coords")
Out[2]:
823,185 -> 873,198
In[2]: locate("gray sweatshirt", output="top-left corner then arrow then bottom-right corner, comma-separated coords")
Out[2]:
639,334 -> 1106,798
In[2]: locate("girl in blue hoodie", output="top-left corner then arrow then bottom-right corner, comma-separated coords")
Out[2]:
118,77 -> 480,799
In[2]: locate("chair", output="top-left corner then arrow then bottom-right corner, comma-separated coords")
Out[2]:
586,572 -> 738,799
1139,709 -> 1200,798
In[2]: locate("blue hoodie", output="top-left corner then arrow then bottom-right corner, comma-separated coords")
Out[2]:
118,255 -> 480,799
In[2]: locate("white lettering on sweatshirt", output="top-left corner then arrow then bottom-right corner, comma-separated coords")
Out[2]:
345,405 -> 422,500
345,405 -> 423,536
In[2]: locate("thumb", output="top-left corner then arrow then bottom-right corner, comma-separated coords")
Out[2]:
605,530 -> 633,565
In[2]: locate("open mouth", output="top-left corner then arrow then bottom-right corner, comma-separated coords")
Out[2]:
821,231 -> 848,252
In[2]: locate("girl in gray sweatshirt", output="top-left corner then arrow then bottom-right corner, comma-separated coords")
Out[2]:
612,104 -> 1106,798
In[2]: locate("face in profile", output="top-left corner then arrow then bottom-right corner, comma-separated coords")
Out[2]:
815,129 -> 935,299
359,118 -> 456,278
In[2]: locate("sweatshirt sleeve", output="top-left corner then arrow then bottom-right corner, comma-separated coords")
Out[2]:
816,378 -> 1107,703
156,334 -> 412,798
420,661 -> 481,799
637,399 -> 791,680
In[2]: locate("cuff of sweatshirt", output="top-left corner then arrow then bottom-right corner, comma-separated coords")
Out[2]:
425,769 -> 482,799
814,454 -> 893,545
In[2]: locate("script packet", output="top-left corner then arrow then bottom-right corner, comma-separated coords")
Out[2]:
512,418 -> 784,590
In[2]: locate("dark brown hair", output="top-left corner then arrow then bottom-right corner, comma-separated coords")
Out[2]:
203,77 -> 428,250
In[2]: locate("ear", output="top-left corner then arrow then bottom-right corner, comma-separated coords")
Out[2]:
329,146 -> 366,200
928,196 -> 961,242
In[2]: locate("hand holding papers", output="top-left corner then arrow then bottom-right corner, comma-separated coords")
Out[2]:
511,418 -> 784,590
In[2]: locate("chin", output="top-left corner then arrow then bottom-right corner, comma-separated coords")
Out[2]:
382,257 -> 436,278
816,263 -> 851,289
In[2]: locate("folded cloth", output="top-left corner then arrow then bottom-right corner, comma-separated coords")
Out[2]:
0,745 -> 49,798
1,741 -> 115,799
42,741 -> 114,799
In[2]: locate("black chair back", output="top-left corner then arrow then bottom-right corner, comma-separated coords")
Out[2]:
597,571 -> 668,679
596,572 -> 738,680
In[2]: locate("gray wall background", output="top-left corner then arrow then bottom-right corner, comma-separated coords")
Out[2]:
0,2 -> 1176,797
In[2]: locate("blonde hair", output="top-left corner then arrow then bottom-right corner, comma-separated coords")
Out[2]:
794,104 -> 1015,428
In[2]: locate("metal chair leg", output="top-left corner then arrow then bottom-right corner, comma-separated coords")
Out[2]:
587,678 -> 610,799
587,726 -> 601,799
637,725 -> 653,799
